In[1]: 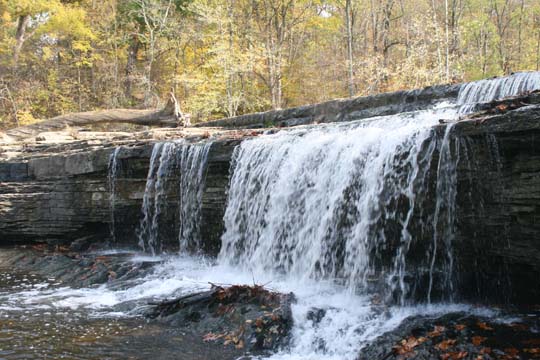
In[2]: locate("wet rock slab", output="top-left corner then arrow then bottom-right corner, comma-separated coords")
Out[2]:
147,284 -> 294,356
0,245 -> 154,288
359,311 -> 540,360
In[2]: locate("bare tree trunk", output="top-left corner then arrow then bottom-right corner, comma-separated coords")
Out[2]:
445,0 -> 450,82
226,0 -> 236,117
537,29 -> 540,71
431,0 -> 444,79
13,15 -> 31,69
345,0 -> 355,98
125,35 -> 140,102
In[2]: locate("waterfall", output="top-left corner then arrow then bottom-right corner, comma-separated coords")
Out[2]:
108,147 -> 122,243
178,142 -> 212,253
218,72 -> 540,304
137,141 -> 212,255
458,71 -> 540,113
137,142 -> 177,255
427,124 -> 459,303
219,107 -> 458,302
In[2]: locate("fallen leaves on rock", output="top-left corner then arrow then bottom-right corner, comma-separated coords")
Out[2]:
435,339 -> 457,351
440,350 -> 468,360
471,336 -> 486,346
393,336 -> 427,356
428,325 -> 446,338
477,322 -> 494,331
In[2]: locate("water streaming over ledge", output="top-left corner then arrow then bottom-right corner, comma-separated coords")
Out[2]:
4,72 -> 540,360
108,147 -> 122,243
136,141 -> 212,255
178,142 -> 213,253
457,71 -> 540,113
219,71 -> 540,303
219,106 -> 459,304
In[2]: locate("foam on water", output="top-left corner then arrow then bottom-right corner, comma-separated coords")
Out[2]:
3,73 -> 540,358
457,71 -> 540,113
0,254 -> 498,359
219,105 -> 459,302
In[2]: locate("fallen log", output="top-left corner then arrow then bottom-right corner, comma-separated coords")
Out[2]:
1,93 -> 188,143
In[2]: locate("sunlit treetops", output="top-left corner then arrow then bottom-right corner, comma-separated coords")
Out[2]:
0,0 -> 539,128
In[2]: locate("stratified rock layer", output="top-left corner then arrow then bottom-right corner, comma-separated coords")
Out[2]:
0,96 -> 539,305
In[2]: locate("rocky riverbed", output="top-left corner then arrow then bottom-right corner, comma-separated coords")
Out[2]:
1,245 -> 539,360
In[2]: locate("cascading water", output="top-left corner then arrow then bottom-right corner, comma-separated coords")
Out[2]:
137,141 -> 212,255
4,72 -> 540,360
219,106 -> 459,303
427,124 -> 459,304
137,142 -> 178,255
108,147 -> 122,243
457,71 -> 540,113
177,142 -> 212,253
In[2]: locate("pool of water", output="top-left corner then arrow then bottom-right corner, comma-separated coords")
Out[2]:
0,248 -> 528,360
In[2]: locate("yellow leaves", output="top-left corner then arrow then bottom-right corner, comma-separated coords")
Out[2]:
41,5 -> 95,41
41,46 -> 52,61
16,110 -> 38,126
7,0 -> 61,17
1,10 -> 11,22
72,40 -> 92,53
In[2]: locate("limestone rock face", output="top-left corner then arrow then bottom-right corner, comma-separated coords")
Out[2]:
0,96 -> 539,305
452,106 -> 540,304
0,143 -> 152,244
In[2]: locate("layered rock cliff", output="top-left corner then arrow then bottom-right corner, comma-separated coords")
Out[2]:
0,85 -> 539,305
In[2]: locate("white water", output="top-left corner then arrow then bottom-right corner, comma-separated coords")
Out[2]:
220,105 -> 459,303
457,71 -> 540,113
108,147 -> 122,243
137,142 -> 178,255
177,142 -> 212,252
3,73 -> 540,359
0,254 -> 497,360
137,141 -> 212,254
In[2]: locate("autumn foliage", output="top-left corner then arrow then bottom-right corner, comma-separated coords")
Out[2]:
1,0 -> 540,129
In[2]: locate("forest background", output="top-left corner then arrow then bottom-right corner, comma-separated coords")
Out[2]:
1,0 -> 539,128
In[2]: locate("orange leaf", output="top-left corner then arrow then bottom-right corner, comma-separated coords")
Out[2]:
472,336 -> 487,346
451,351 -> 468,359
429,325 -> 446,337
454,324 -> 466,331
477,322 -> 494,331
393,336 -> 426,355
436,339 -> 457,351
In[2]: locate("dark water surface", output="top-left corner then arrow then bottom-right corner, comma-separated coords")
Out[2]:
0,250 -> 240,360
